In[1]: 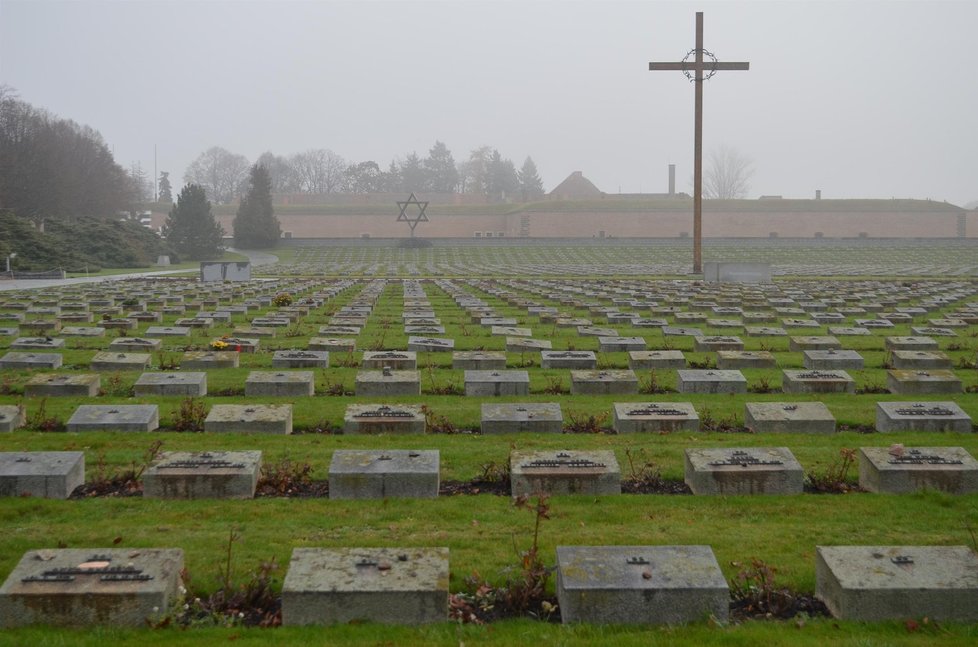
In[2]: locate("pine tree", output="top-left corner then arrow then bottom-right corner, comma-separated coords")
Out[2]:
232,164 -> 280,248
162,183 -> 224,259
518,157 -> 545,202
158,171 -> 173,203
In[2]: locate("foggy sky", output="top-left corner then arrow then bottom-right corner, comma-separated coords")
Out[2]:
1,0 -> 976,206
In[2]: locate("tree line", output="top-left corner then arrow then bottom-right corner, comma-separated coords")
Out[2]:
183,142 -> 545,204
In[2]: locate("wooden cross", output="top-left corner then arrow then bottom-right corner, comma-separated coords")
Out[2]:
649,11 -> 749,274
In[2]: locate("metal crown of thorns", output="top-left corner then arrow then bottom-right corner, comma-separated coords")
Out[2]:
396,192 -> 429,232
683,48 -> 719,81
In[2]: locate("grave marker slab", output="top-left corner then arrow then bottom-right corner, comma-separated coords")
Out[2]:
613,402 -> 699,433
782,369 -> 855,394
407,336 -> 454,352
692,336 -> 744,353
556,545 -> 728,624
684,447 -> 803,495
143,450 -> 261,499
245,371 -> 315,397
802,349 -> 864,370
25,374 -> 99,398
0,352 -> 63,370
0,451 -> 84,499
716,350 -> 776,370
363,351 -> 418,370
858,446 -> 978,494
464,370 -> 530,396
505,337 -> 552,352
133,372 -> 206,397
204,404 -> 293,434
677,369 -> 747,394
598,336 -> 647,352
889,350 -> 952,370
109,337 -> 162,352
308,337 -> 353,353
510,449 -> 620,496
355,369 -> 421,396
0,547 -> 184,627
886,369 -> 962,394
789,336 -> 841,352
0,405 -> 26,432
885,336 -> 939,351
329,449 -> 439,499
480,403 -> 563,434
89,352 -> 151,372
272,350 -> 329,369
451,351 -> 506,370
144,326 -> 190,338
281,547 -> 449,625
744,402 -> 835,434
569,369 -> 639,395
10,337 -> 65,350
343,404 -> 425,434
875,401 -> 972,433
66,405 -> 159,433
628,350 -> 686,370
180,350 -> 239,369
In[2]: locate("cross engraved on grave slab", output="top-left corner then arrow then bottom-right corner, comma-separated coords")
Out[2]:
709,450 -> 783,467
373,352 -> 408,358
157,453 -> 246,470
627,406 -> 689,417
797,371 -> 842,379
23,557 -> 154,583
895,405 -> 955,416
888,449 -> 963,465
396,192 -> 429,238
522,455 -> 607,469
353,406 -> 414,418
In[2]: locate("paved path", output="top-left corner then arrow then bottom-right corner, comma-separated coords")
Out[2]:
0,249 -> 278,292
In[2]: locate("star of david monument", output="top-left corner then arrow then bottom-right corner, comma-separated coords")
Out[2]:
396,193 -> 429,238
649,11 -> 749,274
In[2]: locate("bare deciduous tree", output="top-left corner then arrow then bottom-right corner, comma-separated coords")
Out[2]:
704,144 -> 754,199
183,146 -> 250,203
289,149 -> 346,194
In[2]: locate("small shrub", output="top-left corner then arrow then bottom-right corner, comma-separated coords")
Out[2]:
257,457 -> 314,496
563,410 -> 610,434
542,375 -> 568,395
729,558 -> 795,617
806,447 -> 860,493
748,375 -> 775,393
698,407 -> 744,433
421,405 -> 459,434
272,292 -> 293,307
79,440 -> 163,497
623,448 -> 663,486
639,369 -> 672,394
156,352 -> 179,371
173,397 -> 207,432
26,398 -> 64,432
480,460 -> 511,484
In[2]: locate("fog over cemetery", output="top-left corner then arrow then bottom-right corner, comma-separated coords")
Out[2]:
2,1 -> 978,644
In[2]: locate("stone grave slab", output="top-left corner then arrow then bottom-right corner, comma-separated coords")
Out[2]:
0,451 -> 84,499
464,370 -> 530,396
662,326 -> 703,337
829,326 -> 871,336
889,350 -> 952,370
743,312 -> 775,323
272,350 -> 329,369
555,545 -> 728,625
885,336 -> 939,351
540,350 -> 597,369
0,547 -> 184,627
745,326 -> 787,337
252,317 -> 290,328
910,326 -> 956,337
355,368 -> 421,396
133,372 -> 206,397
20,319 -> 61,334
144,326 -> 190,338
143,450 -> 261,499
510,450 -> 620,496
782,369 -> 855,394
0,405 -> 26,432
204,404 -> 293,434
281,547 -> 449,625
66,405 -> 159,433
692,336 -> 744,353
407,336 -> 454,352
802,349 -> 864,370
815,545 -> 978,622
613,402 -> 699,433
630,317 -> 668,328
89,352 -> 151,372
597,336 -> 647,352
60,326 -> 105,338
677,370 -> 747,394
109,337 -> 162,352
490,326 -> 531,337
343,404 -> 425,434
25,374 -> 100,398
308,337 -> 354,353
628,350 -> 686,370
506,337 -> 552,352
329,449 -> 439,499
569,369 -> 639,395
0,327 -> 19,337
480,403 -> 563,434
451,351 -> 506,370
744,402 -> 835,434
363,351 -> 418,370
716,350 -> 776,370
245,371 -> 315,397
781,318 -> 819,329
858,446 -> 978,494
684,447 -> 803,495
875,401 -> 972,433
789,336 -> 841,352
406,325 -> 447,335
886,369 -> 961,394
179,350 -> 239,369
10,337 -> 65,350
232,326 -> 274,339
0,352 -> 63,370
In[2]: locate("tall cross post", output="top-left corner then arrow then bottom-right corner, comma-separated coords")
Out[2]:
649,11 -> 749,274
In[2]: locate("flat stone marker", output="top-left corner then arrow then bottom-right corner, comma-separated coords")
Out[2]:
858,446 -> 978,494
886,369 -> 961,394
885,336 -> 939,351
329,449 -> 439,499
133,372 -> 207,397
745,326 -> 787,337
109,337 -> 162,352
556,545 -> 728,625
355,369 -> 421,396
66,405 -> 159,433
510,449 -> 620,496
281,547 -> 449,625
613,402 -> 699,433
407,336 -> 454,352
677,369 -> 747,394
802,349 -> 864,370
569,369 -> 639,395
506,337 -> 552,352
889,350 -> 952,370
61,326 -> 106,337
692,336 -> 743,353
782,369 -> 855,394
245,371 -> 315,397
829,326 -> 871,337
343,404 -> 425,434
816,545 -> 978,622
204,404 -> 293,434
0,547 -> 184,627
0,405 -> 26,432
144,326 -> 190,337
308,337 -> 354,352
21,319 -> 60,334
598,336 -> 646,352
0,451 -> 84,498
910,326 -> 956,337
10,337 -> 65,350
25,373 -> 100,398
744,402 -> 835,434
181,350 -> 239,369
143,450 -> 261,499
0,352 -> 63,370
363,351 -> 418,370
451,351 -> 506,370
684,447 -> 803,495
628,350 -> 686,370
716,350 -> 776,370
540,350 -> 597,369
875,401 -> 972,433
464,370 -> 529,396
662,326 -> 703,337
481,403 -> 562,434
89,351 -> 152,372
789,336 -> 841,352
272,350 -> 329,369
